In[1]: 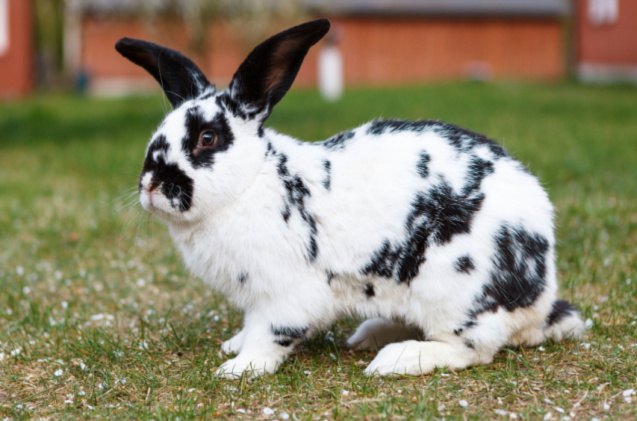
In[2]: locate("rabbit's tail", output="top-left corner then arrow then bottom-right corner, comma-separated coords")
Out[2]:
543,299 -> 586,342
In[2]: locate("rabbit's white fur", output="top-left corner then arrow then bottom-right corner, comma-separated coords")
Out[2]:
119,19 -> 584,378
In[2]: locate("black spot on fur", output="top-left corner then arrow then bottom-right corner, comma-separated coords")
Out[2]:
326,270 -> 336,285
275,339 -> 293,347
271,326 -> 307,338
238,272 -> 248,284
546,300 -> 577,326
181,106 -> 235,169
275,151 -> 319,262
417,151 -> 430,178
307,236 -> 318,261
463,157 -> 494,195
367,119 -> 434,136
361,240 -> 401,279
464,340 -> 476,350
141,135 -> 169,187
366,119 -> 507,159
265,141 -> 274,156
362,178 -> 485,283
322,159 -> 332,190
272,325 -> 308,347
147,135 -> 169,156
216,93 -> 256,121
321,130 -> 355,150
469,225 -> 550,317
197,90 -> 216,101
364,283 -> 375,298
454,255 -> 475,274
454,319 -> 478,336
140,135 -> 194,212
415,182 -> 485,245
281,204 -> 291,222
434,121 -> 507,158
360,121 -> 500,284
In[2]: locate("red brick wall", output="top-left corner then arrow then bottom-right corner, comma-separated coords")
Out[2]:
576,0 -> 637,65
0,0 -> 33,98
330,17 -> 564,85
82,15 -> 564,92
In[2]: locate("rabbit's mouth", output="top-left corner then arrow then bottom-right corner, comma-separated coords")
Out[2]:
138,154 -> 195,211
139,169 -> 194,219
140,186 -> 183,217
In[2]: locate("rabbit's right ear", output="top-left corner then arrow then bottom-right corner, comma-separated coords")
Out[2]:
227,19 -> 330,122
115,38 -> 213,108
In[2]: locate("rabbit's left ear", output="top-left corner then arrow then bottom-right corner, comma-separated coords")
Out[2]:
115,38 -> 213,108
228,19 -> 330,121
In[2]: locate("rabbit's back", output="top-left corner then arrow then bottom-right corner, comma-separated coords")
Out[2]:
307,120 -> 554,280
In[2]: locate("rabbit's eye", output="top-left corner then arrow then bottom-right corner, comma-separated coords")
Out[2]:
199,130 -> 217,147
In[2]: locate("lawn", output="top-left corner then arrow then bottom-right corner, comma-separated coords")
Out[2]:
1,82 -> 636,419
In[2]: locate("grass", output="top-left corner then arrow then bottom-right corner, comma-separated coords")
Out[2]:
1,82 -> 636,419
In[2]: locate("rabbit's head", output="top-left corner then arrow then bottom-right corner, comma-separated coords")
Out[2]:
116,19 -> 330,224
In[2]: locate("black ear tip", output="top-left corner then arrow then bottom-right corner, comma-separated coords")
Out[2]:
289,18 -> 330,45
306,18 -> 331,37
314,18 -> 331,31
115,37 -> 136,54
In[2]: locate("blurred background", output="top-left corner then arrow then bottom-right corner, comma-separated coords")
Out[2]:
1,1 -> 637,418
1,0 -> 636,99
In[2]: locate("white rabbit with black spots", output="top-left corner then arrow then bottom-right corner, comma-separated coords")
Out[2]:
116,19 -> 584,378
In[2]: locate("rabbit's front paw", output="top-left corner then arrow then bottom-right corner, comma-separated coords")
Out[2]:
214,354 -> 281,379
221,329 -> 245,355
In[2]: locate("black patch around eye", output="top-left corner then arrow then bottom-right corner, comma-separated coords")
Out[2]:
454,255 -> 475,274
182,106 -> 235,169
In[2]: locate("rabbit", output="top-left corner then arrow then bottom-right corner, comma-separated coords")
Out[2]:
115,19 -> 585,378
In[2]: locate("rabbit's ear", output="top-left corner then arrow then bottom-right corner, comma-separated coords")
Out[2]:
115,38 -> 213,108
228,19 -> 330,121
